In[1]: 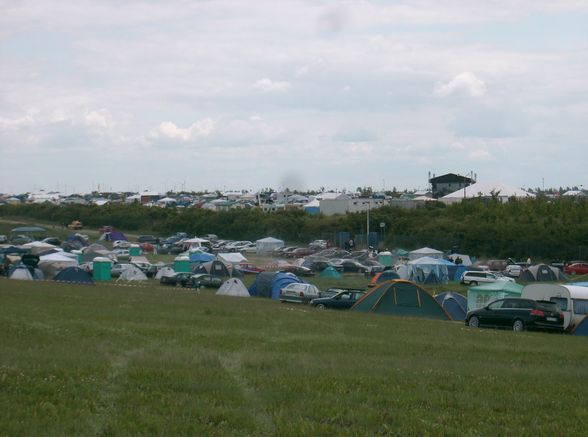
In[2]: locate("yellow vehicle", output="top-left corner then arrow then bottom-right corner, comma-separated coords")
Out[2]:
67,220 -> 83,230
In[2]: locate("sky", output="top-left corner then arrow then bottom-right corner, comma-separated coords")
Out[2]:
1,0 -> 587,194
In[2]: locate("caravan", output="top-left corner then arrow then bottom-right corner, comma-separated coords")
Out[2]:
521,284 -> 588,331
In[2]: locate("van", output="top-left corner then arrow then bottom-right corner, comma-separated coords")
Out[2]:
521,284 -> 588,331
460,270 -> 515,286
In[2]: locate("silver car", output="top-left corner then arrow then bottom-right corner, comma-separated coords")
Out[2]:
279,283 -> 321,304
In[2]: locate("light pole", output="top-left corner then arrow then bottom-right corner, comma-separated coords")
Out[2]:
366,201 -> 370,248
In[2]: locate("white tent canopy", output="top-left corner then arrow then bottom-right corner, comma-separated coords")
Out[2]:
442,182 -> 535,204
117,266 -> 148,281
409,247 -> 444,260
255,237 -> 284,255
217,253 -> 248,264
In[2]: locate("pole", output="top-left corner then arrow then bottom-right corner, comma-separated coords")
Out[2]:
367,202 -> 370,248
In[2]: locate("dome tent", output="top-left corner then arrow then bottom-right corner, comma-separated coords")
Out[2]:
216,278 -> 250,297
435,292 -> 467,321
54,267 -> 94,285
248,272 -> 303,299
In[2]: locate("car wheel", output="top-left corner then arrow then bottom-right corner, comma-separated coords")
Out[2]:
468,316 -> 480,328
316,304 -> 326,310
470,281 -> 478,286
513,319 -> 525,332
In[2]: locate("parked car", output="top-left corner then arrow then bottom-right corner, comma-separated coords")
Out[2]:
310,290 -> 365,310
465,298 -> 564,332
279,283 -> 321,304
309,239 -> 329,249
113,248 -> 130,260
236,263 -> 265,274
460,270 -> 515,286
188,274 -> 223,289
160,272 -> 193,287
289,247 -> 318,258
137,235 -> 159,244
338,259 -> 371,273
504,264 -> 522,277
279,265 -> 315,277
564,262 -> 588,275
112,240 -> 131,249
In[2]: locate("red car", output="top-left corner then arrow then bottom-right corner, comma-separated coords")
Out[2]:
237,262 -> 265,274
564,263 -> 588,275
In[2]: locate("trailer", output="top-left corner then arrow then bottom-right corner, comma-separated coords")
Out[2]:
521,284 -> 588,331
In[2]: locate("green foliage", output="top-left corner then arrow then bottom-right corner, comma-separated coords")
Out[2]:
2,196 -> 588,259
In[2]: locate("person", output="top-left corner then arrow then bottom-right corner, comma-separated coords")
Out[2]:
348,238 -> 355,251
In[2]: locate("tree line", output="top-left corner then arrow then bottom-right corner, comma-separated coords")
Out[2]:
2,196 -> 588,261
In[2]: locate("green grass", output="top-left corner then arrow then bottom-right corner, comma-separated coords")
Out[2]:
1,279 -> 587,435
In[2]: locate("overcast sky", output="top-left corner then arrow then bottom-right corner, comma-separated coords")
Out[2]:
1,0 -> 587,194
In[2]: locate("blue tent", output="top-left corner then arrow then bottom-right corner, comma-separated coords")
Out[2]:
435,292 -> 467,321
54,267 -> 94,285
448,264 -> 467,282
408,256 -> 454,283
249,272 -> 303,299
189,252 -> 215,263
571,317 -> 588,336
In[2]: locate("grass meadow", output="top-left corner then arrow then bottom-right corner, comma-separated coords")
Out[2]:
1,278 -> 587,436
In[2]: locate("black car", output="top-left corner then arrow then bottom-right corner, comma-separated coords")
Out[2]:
188,274 -> 223,289
310,290 -> 366,310
160,272 -> 193,287
465,298 -> 564,332
137,235 -> 160,244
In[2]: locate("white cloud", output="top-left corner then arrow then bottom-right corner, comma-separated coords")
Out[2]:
435,72 -> 487,98
0,114 -> 34,131
84,109 -> 114,129
253,78 -> 291,93
155,118 -> 215,141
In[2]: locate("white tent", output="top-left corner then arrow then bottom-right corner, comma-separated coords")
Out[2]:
217,252 -> 247,264
38,252 -> 79,278
448,253 -> 473,266
117,266 -> 148,281
216,278 -> 250,297
9,265 -> 33,280
409,247 -> 444,260
442,182 -> 535,204
21,241 -> 57,255
155,266 -> 175,279
256,237 -> 284,255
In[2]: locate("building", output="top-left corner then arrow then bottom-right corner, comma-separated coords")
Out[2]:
429,173 -> 475,198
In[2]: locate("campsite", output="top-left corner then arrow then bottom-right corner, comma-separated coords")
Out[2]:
1,219 -> 588,434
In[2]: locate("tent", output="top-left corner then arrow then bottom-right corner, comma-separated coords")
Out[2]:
195,260 -> 231,277
571,317 -> 588,336
407,256 -> 453,284
448,264 -> 468,282
216,278 -> 251,297
441,181 -> 534,204
117,266 -> 148,281
255,237 -> 285,255
38,252 -> 79,278
520,264 -> 565,282
448,253 -> 473,266
369,270 -> 400,287
155,266 -> 175,279
248,272 -> 303,299
54,267 -> 94,285
467,281 -> 523,311
217,252 -> 248,264
409,247 -> 444,261
320,266 -> 341,278
189,252 -> 215,263
351,280 -> 450,320
21,241 -> 57,255
9,264 -> 34,280
101,231 -> 128,242
435,292 -> 467,321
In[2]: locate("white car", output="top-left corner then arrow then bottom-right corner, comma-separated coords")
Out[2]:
279,283 -> 321,304
505,264 -> 522,277
460,271 -> 516,286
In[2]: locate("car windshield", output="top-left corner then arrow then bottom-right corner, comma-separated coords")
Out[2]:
536,301 -> 559,312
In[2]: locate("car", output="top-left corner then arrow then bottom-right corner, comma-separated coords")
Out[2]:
137,235 -> 159,244
113,248 -> 130,260
564,262 -> 588,275
460,270 -> 515,286
236,262 -> 265,274
279,265 -> 315,277
289,247 -> 318,258
112,240 -> 131,249
504,264 -> 522,277
132,262 -> 158,278
338,259 -> 371,273
465,298 -> 564,332
309,239 -> 329,249
279,282 -> 321,304
160,272 -> 193,287
188,274 -> 223,289
310,290 -> 365,310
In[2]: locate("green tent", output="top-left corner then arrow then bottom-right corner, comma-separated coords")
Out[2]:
320,266 -> 341,278
467,281 -> 523,311
351,280 -> 450,320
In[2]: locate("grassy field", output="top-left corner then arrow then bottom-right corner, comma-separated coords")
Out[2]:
1,278 -> 587,435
